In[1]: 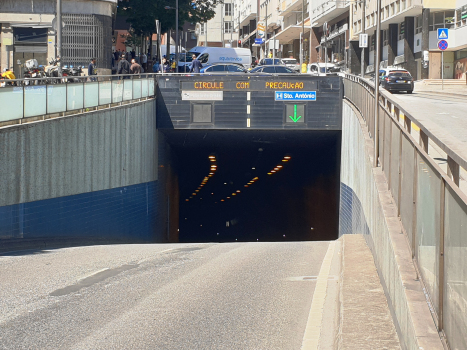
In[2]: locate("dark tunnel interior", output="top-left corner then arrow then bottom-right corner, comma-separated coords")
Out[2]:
163,130 -> 341,243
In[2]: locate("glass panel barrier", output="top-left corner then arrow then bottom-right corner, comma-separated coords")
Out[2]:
24,85 -> 47,118
99,80 -> 111,105
416,154 -> 441,314
400,135 -> 415,249
84,82 -> 99,108
67,83 -> 84,110
47,85 -> 67,114
133,79 -> 142,99
149,78 -> 155,96
390,123 -> 401,207
112,80 -> 123,103
444,185 -> 467,350
123,79 -> 133,101
141,79 -> 149,97
0,87 -> 24,121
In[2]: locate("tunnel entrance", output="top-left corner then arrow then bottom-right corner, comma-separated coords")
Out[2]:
163,130 -> 341,243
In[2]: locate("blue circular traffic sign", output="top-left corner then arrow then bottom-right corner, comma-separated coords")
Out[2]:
438,40 -> 448,51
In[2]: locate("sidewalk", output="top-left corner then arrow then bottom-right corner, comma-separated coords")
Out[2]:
338,234 -> 401,349
414,80 -> 467,96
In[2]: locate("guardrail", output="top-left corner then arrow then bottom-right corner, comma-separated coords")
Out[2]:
344,73 -> 467,350
0,74 -> 157,125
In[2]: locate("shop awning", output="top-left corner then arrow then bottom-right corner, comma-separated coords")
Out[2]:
274,24 -> 311,44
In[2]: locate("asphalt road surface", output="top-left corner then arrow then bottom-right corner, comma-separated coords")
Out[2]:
0,242 -> 336,350
393,90 -> 467,144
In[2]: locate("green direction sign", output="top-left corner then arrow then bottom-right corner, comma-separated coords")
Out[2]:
286,104 -> 305,123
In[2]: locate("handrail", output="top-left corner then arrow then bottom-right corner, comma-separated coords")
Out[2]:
344,72 -> 467,183
344,73 -> 467,350
0,74 -> 156,126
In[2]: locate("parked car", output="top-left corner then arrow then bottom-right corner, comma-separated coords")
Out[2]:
308,62 -> 338,76
249,65 -> 296,74
258,58 -> 283,66
281,58 -> 300,72
200,63 -> 249,74
379,67 -> 414,93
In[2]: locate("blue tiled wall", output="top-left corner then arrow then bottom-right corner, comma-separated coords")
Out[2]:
339,182 -> 370,237
0,181 -> 158,242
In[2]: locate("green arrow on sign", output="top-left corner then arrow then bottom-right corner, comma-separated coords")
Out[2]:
289,105 -> 302,123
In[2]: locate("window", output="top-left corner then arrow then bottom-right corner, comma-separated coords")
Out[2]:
199,23 -> 206,35
398,22 -> 405,40
456,6 -> 467,27
275,66 -> 293,73
211,65 -> 225,72
263,67 -> 276,73
224,22 -> 233,33
383,30 -> 388,46
225,3 -> 232,16
415,15 -> 422,34
227,65 -> 244,72
198,53 -> 209,63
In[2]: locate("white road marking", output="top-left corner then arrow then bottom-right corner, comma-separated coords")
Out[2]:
301,241 -> 336,350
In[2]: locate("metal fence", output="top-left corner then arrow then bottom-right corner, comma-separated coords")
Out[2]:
62,14 -> 113,69
344,74 -> 467,350
0,74 -> 156,124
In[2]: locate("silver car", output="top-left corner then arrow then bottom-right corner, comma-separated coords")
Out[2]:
281,58 -> 300,72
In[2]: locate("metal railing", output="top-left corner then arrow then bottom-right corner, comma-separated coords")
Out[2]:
344,73 -> 467,350
0,74 -> 157,125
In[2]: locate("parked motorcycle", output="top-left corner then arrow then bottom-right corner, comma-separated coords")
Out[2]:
43,58 -> 61,83
23,59 -> 45,85
62,65 -> 83,83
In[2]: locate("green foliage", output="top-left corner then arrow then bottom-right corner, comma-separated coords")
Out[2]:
118,0 -> 223,35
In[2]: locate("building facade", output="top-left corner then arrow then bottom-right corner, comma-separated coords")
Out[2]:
0,0 -> 116,76
196,0 -> 238,48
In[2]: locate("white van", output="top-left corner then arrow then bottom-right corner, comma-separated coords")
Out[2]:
196,47 -> 252,69
178,46 -> 207,72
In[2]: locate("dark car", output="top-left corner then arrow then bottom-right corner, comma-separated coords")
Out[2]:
379,68 -> 414,93
250,65 -> 297,74
200,63 -> 249,74
258,58 -> 283,66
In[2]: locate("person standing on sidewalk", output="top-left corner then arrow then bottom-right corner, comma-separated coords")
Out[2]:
190,54 -> 202,73
88,58 -> 97,81
130,59 -> 142,74
141,53 -> 148,72
117,54 -> 131,79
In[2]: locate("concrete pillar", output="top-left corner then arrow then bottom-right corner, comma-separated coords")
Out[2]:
1,24 -> 13,71
421,8 -> 430,79
387,24 -> 398,66
310,27 -> 320,63
373,29 -> 383,71
403,16 -> 416,78
349,41 -> 362,74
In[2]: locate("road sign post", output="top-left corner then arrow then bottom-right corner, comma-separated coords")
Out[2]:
438,39 -> 448,90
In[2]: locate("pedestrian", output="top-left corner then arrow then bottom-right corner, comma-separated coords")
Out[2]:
117,54 -> 131,78
268,50 -> 273,58
153,60 -> 160,73
126,51 -> 131,62
141,52 -> 148,71
88,58 -> 97,81
131,50 -> 136,59
130,58 -> 142,74
161,58 -> 170,73
190,54 -> 202,73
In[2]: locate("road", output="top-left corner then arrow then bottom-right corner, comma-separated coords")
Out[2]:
394,90 -> 467,144
0,242 -> 338,350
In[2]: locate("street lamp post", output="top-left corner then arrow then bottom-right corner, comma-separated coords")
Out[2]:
165,3 -> 179,72
56,0 -> 62,76
175,0 -> 179,72
301,0 -> 305,68
361,0 -> 366,78
374,0 -> 382,167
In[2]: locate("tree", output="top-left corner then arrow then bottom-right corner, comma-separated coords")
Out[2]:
119,0 -> 222,36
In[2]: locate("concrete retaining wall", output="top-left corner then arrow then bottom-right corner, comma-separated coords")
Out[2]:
339,101 -> 443,350
0,100 -> 160,242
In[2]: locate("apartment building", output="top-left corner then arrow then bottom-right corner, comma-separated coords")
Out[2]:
196,0 -> 238,48
234,0 -> 258,57
349,0 -> 467,80
0,0 -> 116,74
